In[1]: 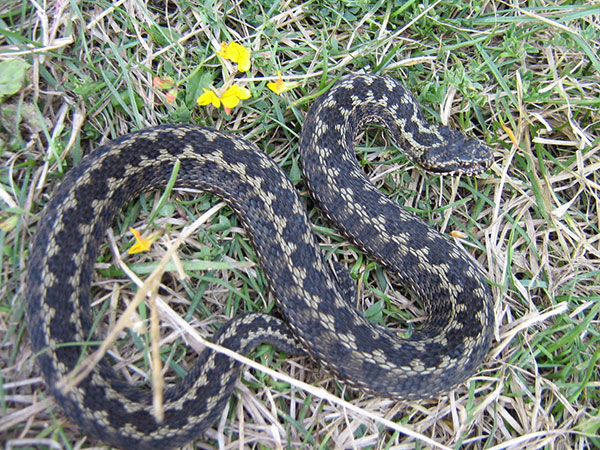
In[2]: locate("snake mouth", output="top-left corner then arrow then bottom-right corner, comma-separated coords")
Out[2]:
422,158 -> 492,176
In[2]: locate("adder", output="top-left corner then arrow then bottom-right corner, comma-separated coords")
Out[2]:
25,74 -> 494,449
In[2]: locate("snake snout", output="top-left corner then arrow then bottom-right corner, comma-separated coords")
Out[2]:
422,127 -> 493,175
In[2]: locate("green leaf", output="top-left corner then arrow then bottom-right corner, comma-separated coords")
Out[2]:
0,58 -> 30,102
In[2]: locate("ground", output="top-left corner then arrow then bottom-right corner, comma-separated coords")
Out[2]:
1,1 -> 599,449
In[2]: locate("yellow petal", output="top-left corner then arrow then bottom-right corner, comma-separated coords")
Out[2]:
224,42 -> 244,61
229,83 -> 251,99
237,56 -> 250,72
217,42 -> 251,72
216,41 -> 229,58
196,88 -> 221,107
236,50 -> 251,72
221,84 -> 251,109
267,71 -> 297,95
220,90 -> 241,109
128,227 -> 153,254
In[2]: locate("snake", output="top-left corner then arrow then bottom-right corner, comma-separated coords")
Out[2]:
25,74 -> 494,449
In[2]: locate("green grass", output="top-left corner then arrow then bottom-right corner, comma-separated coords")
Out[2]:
1,0 -> 599,448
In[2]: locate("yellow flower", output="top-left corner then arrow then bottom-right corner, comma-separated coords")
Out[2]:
217,41 -> 251,72
197,88 -> 221,107
196,84 -> 251,113
220,84 -> 251,109
267,71 -> 298,95
128,227 -> 160,254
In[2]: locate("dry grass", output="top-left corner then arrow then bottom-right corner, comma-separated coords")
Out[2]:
1,0 -> 599,449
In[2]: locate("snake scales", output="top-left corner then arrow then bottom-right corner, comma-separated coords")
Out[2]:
25,74 -> 493,449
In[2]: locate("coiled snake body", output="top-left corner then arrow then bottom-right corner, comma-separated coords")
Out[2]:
26,74 -> 493,449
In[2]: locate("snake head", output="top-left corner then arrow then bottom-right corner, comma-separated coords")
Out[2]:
419,126 -> 493,176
